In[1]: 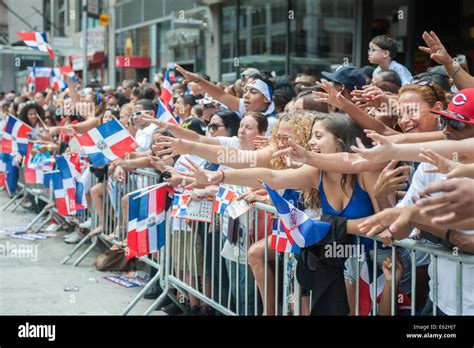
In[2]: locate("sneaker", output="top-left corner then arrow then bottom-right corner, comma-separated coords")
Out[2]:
46,223 -> 61,233
64,232 -> 85,244
63,230 -> 80,240
20,199 -> 33,209
79,218 -> 92,229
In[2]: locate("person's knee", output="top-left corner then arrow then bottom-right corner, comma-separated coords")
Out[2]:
248,242 -> 264,267
90,183 -> 102,197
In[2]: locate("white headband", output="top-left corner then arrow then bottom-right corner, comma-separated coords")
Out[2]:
245,79 -> 275,115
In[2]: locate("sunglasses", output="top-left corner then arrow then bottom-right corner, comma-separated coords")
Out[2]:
413,79 -> 441,102
207,123 -> 225,132
132,110 -> 148,117
368,48 -> 384,54
439,116 -> 467,131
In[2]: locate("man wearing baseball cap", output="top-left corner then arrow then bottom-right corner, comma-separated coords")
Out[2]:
320,65 -> 366,112
430,88 -> 474,140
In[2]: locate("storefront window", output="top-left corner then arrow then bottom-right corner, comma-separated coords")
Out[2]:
289,0 -> 355,77
221,0 -> 355,79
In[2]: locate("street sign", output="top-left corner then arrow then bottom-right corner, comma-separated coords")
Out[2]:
99,14 -> 109,26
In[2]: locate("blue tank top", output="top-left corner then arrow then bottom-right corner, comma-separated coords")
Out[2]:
319,173 -> 382,251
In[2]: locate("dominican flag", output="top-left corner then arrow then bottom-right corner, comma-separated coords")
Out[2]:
24,158 -> 55,186
213,186 -> 236,214
160,69 -> 174,111
16,32 -> 55,59
26,71 -> 35,91
31,67 -> 53,92
1,153 -> 19,196
75,118 -> 138,167
157,99 -> 179,126
51,68 -> 66,91
51,171 -> 71,216
270,218 -> 300,253
358,253 -> 411,315
171,193 -> 191,218
126,184 -> 171,259
262,182 -> 331,248
56,154 -> 86,211
1,115 -> 33,156
51,66 -> 78,91
59,65 -> 77,81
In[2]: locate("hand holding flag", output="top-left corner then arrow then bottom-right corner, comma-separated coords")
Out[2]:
259,180 -> 331,248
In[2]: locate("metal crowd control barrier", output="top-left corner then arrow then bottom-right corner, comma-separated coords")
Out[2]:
2,167 -> 63,233
62,172 -> 99,266
35,167 -> 473,316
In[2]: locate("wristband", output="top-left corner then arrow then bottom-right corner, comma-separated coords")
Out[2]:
218,170 -> 225,184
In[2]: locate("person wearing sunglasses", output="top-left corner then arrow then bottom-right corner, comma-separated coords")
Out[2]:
352,89 -> 474,316
369,35 -> 413,86
131,99 -> 159,152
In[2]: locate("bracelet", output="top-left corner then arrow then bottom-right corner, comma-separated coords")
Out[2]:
218,170 -> 225,184
450,61 -> 462,79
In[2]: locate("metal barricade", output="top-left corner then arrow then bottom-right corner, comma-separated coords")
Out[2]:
49,167 -> 474,317
61,169 -> 98,266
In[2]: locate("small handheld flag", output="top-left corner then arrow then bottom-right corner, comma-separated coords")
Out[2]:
260,180 -> 331,248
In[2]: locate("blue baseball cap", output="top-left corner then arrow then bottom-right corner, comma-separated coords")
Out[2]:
321,66 -> 366,91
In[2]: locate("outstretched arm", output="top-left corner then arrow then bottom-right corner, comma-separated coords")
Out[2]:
175,64 -> 241,111
155,136 -> 273,169
273,139 -> 387,174
352,133 -> 474,163
313,81 -> 399,136
141,115 -> 220,145
182,159 -> 320,190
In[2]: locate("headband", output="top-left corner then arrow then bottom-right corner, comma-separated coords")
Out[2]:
245,79 -> 275,115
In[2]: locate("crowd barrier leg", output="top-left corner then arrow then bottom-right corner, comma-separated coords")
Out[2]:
72,235 -> 99,266
25,203 -> 52,231
31,211 -> 53,233
2,191 -> 24,211
61,233 -> 95,265
123,256 -> 162,315
8,194 -> 28,212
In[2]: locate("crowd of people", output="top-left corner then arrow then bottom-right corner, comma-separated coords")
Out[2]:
1,32 -> 473,316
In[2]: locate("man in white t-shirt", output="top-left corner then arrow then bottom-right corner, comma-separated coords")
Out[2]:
396,162 -> 474,315
132,99 -> 158,152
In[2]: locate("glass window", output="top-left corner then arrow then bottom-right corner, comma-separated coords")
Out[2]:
289,0 -> 355,77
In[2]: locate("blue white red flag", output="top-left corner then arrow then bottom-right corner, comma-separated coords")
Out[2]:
16,32 -> 55,59
262,182 -> 331,248
75,118 -> 138,167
